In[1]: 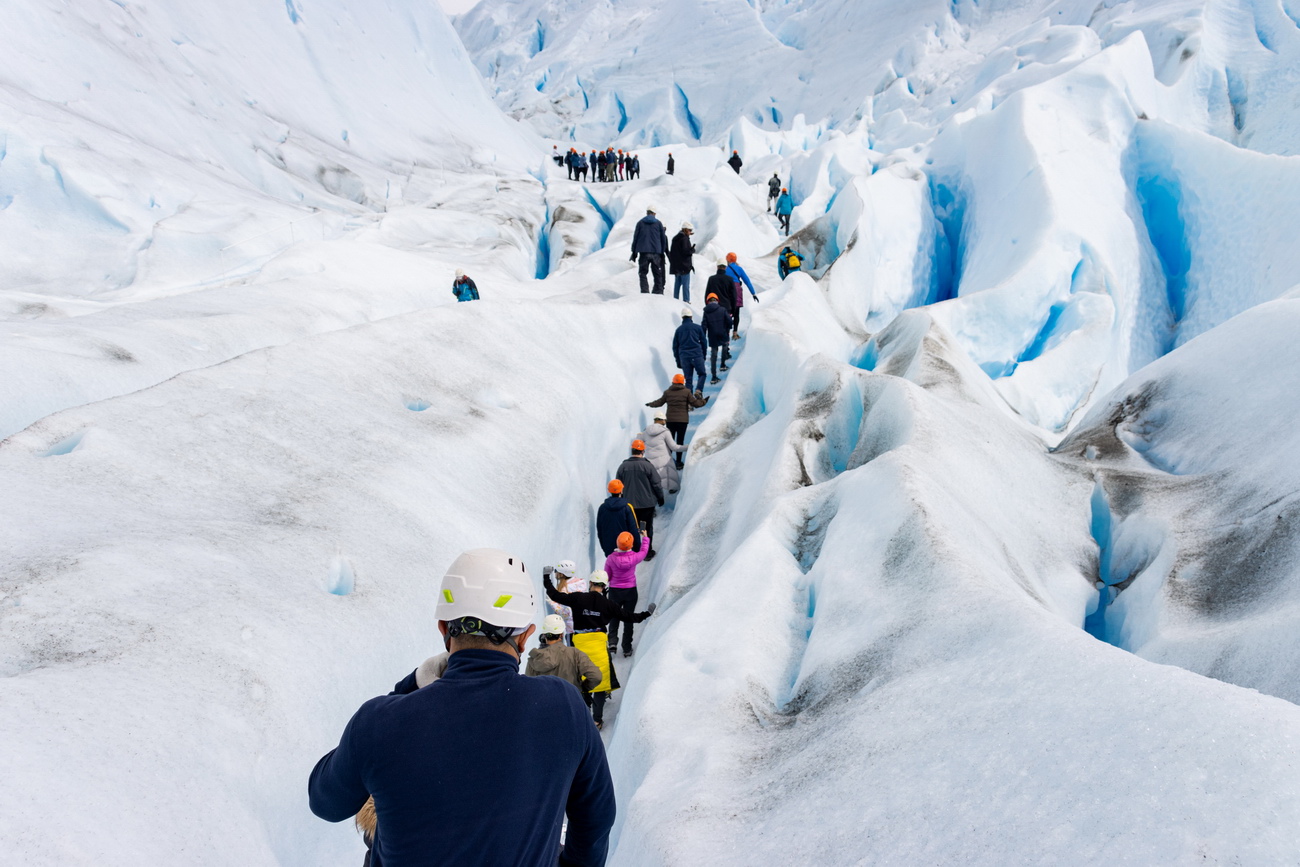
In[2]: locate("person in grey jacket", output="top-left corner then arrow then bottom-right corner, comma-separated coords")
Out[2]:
616,440 -> 664,560
630,207 -> 669,294
639,409 -> 684,490
526,615 -> 603,694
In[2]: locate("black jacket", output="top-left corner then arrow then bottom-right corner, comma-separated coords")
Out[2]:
706,270 -> 737,315
668,232 -> 695,275
646,383 -> 708,424
728,153 -> 743,173
596,495 -> 641,556
666,155 -> 675,174
616,456 -> 663,509
544,575 -> 651,632
703,301 -> 733,345
630,215 -> 669,255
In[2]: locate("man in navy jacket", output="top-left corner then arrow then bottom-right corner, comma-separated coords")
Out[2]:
309,549 -> 615,866
596,479 -> 641,556
672,307 -> 708,395
629,207 -> 669,294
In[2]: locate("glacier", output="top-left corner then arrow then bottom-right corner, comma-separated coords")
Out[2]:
3,0 -> 1300,863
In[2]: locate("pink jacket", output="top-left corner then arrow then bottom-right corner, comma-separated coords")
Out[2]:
604,535 -> 650,589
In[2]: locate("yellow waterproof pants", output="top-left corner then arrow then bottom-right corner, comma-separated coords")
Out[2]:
573,632 -> 613,694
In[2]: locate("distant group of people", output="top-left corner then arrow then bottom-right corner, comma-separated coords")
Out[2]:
554,146 -> 641,182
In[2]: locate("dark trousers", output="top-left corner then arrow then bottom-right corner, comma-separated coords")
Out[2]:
608,587 -> 639,653
667,421 -> 687,468
779,213 -> 791,233
592,691 -> 607,724
635,505 -> 656,552
710,342 -> 729,377
638,253 -> 666,294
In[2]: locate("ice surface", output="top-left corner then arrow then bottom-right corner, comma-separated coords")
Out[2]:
5,0 -> 1300,863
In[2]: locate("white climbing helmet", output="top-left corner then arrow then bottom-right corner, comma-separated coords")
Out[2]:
455,268 -> 465,278
682,307 -> 693,318
681,221 -> 694,231
717,258 -> 728,268
554,559 -> 577,578
542,614 -> 567,636
653,408 -> 667,421
435,548 -> 535,629
589,569 -> 609,587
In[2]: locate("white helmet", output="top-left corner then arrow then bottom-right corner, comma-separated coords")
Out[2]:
455,268 -> 465,278
653,408 -> 667,421
436,548 -> 535,629
541,614 -> 567,636
589,569 -> 609,587
554,560 -> 576,578
681,307 -> 693,318
681,221 -> 694,231
717,259 -> 728,268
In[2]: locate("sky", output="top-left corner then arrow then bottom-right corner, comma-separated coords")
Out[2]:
437,0 -> 480,14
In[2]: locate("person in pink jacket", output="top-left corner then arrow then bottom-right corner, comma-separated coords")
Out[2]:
604,530 -> 650,658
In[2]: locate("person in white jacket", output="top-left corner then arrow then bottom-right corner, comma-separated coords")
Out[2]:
639,409 -> 685,492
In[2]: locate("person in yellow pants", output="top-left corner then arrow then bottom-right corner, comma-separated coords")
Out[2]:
544,569 -> 655,729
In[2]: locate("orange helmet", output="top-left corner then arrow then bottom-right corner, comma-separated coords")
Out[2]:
617,532 -> 635,551
672,373 -> 685,384
608,479 -> 624,494
706,293 -> 718,301
726,252 -> 737,263
632,439 -> 646,451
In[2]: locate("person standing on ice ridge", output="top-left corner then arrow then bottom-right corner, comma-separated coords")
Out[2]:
605,531 -> 652,657
728,149 -> 743,174
596,479 -> 641,557
527,614 -> 603,693
646,373 -> 708,470
639,408 -> 683,490
630,207 -> 668,294
767,172 -> 782,212
451,269 -> 479,302
577,150 -> 588,182
544,568 -> 654,728
703,291 -> 733,386
616,439 -> 664,561
777,246 -> 805,280
631,154 -> 641,179
309,548 -> 615,866
775,187 -> 794,234
552,145 -> 563,167
725,253 -> 759,339
669,222 -> 696,302
672,307 -> 708,395
666,153 -> 675,175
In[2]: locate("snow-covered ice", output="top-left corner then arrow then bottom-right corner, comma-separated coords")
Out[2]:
4,0 -> 1300,863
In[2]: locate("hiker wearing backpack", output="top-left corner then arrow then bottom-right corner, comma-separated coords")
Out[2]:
725,253 -> 759,339
703,292 -> 733,385
451,269 -> 479,302
669,222 -> 696,302
778,247 -> 806,280
767,173 -> 781,212
596,479 -> 641,556
775,187 -> 794,234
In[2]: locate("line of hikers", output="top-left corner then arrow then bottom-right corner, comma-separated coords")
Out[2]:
554,145 -> 642,182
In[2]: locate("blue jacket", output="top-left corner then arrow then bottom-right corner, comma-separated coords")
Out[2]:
726,263 -> 755,296
310,650 -> 614,867
578,153 -> 588,168
596,494 -> 641,556
775,192 -> 794,215
630,215 -> 668,255
452,276 -> 479,302
672,318 -> 707,362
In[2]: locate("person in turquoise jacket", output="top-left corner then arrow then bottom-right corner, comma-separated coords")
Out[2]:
775,188 -> 794,234
451,269 -> 479,302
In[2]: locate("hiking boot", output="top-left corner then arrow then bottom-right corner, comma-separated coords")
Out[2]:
645,549 -> 657,561
720,364 -> 729,371
623,648 -> 634,658
594,719 -> 604,730
694,390 -> 703,400
710,377 -> 721,384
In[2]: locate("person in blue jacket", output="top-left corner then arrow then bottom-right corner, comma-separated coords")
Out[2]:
309,548 -> 615,867
777,246 -> 806,280
672,307 -> 708,395
577,150 -> 588,182
775,187 -> 794,234
596,479 -> 641,556
724,252 -> 759,339
630,207 -> 668,294
451,269 -> 479,302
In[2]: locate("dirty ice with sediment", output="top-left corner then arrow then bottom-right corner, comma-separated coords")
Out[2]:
2,0 -> 1300,863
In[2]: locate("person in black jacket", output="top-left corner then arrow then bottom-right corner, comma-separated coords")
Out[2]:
629,207 -> 669,294
672,308 -> 708,395
596,480 -> 641,556
543,570 -> 655,728
703,293 -> 734,384
669,222 -> 696,302
616,440 -> 663,560
666,153 -> 675,175
727,149 -> 743,174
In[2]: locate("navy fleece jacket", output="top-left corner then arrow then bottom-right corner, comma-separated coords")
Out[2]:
309,650 -> 615,866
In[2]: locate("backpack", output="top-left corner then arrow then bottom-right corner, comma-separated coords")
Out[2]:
782,251 -> 801,270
